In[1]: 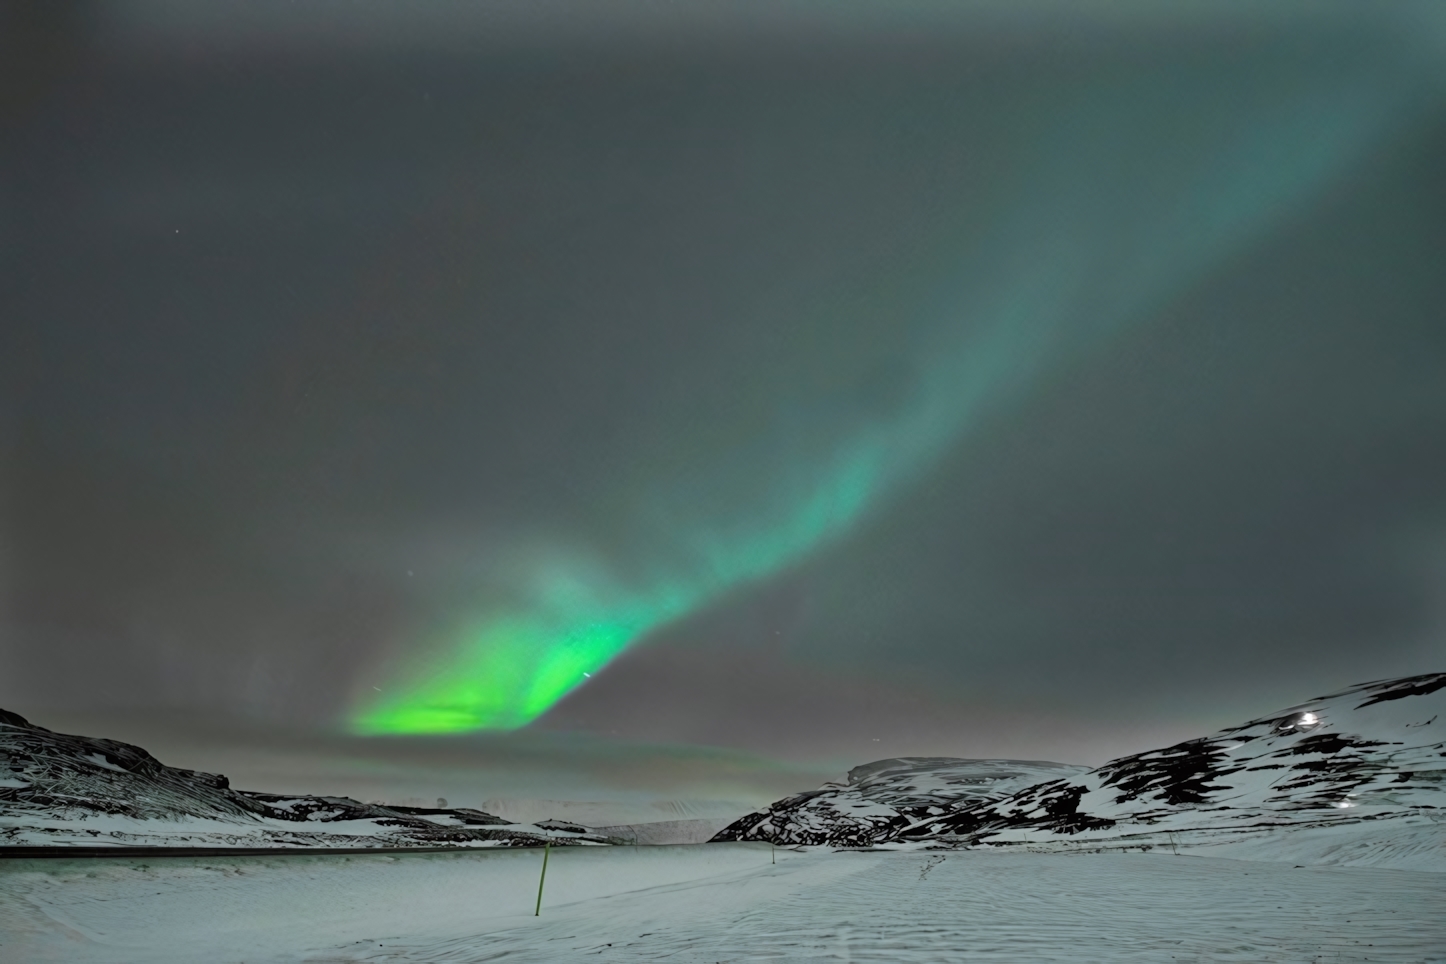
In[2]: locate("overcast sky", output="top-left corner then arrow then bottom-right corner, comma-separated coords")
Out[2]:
3,1 -> 1445,808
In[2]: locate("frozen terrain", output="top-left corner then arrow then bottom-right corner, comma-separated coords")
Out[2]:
0,709 -> 610,849
480,799 -> 748,845
717,673 -> 1446,870
714,757 -> 1088,846
2,844 -> 1443,963
9,672 -> 1442,859
3,674 -> 1443,960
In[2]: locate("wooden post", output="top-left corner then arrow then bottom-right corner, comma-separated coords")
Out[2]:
534,841 -> 551,916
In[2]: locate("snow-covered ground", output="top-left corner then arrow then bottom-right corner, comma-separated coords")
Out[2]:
2,844 -> 1442,963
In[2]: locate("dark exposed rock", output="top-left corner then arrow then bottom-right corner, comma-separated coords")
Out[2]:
1098,739 -> 1246,807
0,709 -> 38,729
1354,673 -> 1446,708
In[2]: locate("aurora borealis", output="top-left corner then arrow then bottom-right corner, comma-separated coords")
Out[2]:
7,1 -> 1446,801
353,54 -> 1418,734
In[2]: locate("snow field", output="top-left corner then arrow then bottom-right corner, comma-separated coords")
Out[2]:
2,844 -> 1443,963
0,843 -> 778,962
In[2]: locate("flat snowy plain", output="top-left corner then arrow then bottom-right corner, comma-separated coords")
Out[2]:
2,844 -> 1442,963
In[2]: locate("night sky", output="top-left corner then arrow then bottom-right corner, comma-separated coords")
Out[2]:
3,1 -> 1445,809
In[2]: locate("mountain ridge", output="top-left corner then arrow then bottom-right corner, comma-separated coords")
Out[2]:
713,672 -> 1446,870
0,708 -> 610,849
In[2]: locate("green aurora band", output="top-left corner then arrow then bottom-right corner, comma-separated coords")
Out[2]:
354,60 -> 1421,735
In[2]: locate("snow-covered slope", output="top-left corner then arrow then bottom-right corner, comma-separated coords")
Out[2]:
713,673 -> 1446,869
0,709 -> 610,849
902,672 -> 1446,868
596,817 -> 741,845
711,757 -> 1088,847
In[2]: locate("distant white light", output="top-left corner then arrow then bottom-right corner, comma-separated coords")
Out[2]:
583,672 -> 591,678
1300,712 -> 1318,726
1337,800 -> 1355,808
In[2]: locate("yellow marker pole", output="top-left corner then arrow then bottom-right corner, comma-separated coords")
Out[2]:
534,841 -> 551,916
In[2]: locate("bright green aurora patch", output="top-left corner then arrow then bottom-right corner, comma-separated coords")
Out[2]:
353,60 -> 1413,735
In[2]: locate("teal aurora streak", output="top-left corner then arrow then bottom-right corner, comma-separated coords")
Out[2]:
354,63 -> 1417,735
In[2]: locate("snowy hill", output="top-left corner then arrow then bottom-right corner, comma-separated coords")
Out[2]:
711,757 -> 1088,847
904,672 -> 1446,868
0,708 -> 610,849
715,672 -> 1446,870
